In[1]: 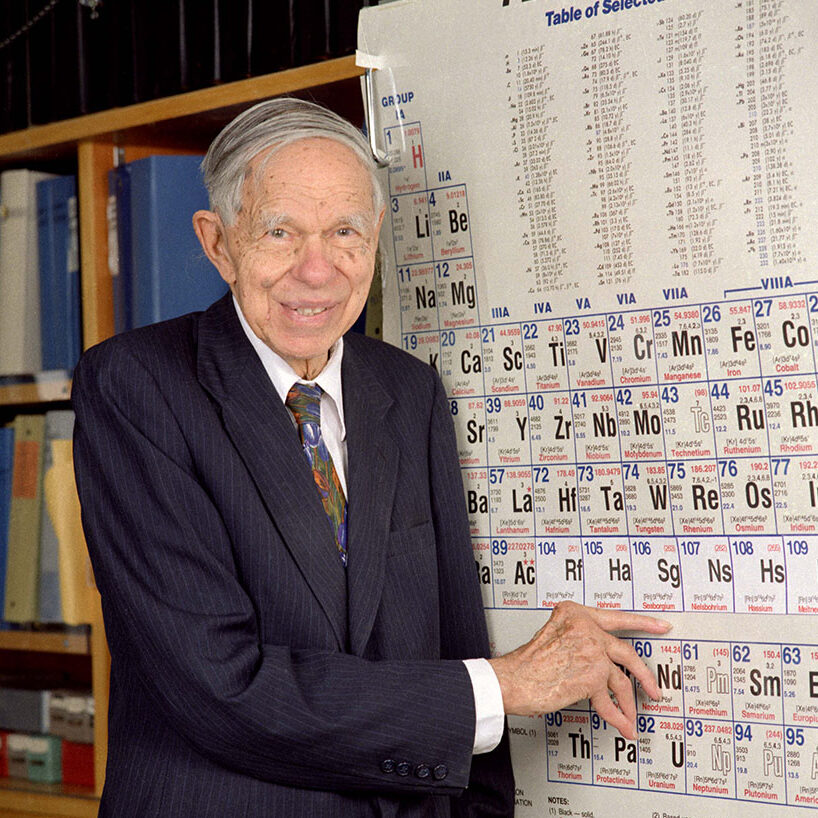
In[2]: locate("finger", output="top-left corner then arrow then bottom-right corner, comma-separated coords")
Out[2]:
590,688 -> 635,740
604,637 -> 661,701
608,664 -> 637,727
583,606 -> 672,635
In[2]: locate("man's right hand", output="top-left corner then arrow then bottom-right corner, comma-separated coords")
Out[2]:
488,601 -> 671,740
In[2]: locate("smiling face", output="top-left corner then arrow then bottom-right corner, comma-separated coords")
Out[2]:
194,137 -> 384,378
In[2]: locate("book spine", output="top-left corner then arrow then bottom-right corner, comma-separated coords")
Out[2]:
0,427 -> 16,619
36,179 -> 59,371
4,414 -> 46,623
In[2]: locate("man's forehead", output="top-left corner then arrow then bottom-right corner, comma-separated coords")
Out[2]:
250,138 -> 368,179
239,140 -> 376,215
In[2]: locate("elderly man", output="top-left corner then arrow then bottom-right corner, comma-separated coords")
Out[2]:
73,98 -> 669,817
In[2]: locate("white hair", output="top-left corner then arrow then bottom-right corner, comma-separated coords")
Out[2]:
201,97 -> 385,226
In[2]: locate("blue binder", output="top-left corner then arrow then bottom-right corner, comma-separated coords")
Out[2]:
0,426 -> 14,619
36,175 -> 82,372
109,165 -> 133,334
115,155 -> 227,330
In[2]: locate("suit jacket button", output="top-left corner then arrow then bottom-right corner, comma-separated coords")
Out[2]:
433,764 -> 448,781
415,763 -> 431,779
396,761 -> 411,776
380,759 -> 396,774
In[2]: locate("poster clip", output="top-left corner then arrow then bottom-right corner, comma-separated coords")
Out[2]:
362,67 -> 391,169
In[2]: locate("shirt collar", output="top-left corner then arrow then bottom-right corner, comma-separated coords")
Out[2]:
232,296 -> 346,439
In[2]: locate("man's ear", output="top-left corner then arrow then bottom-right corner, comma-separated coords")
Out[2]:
193,210 -> 237,287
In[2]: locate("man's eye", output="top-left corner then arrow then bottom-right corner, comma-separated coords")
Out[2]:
270,228 -> 287,239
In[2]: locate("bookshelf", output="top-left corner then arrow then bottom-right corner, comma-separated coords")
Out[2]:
0,54 -> 364,817
0,375 -> 72,407
0,629 -> 89,655
0,781 -> 99,818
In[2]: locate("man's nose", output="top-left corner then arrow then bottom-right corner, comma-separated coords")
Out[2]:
291,235 -> 335,284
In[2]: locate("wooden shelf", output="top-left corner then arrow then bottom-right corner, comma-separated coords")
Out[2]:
0,629 -> 90,656
0,53 -> 365,815
0,56 -> 363,164
0,374 -> 72,407
0,779 -> 98,817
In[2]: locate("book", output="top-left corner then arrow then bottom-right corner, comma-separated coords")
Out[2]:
183,0 -> 217,91
83,0 -> 129,113
0,169 -> 56,375
4,414 -> 45,623
249,0 -> 292,75
154,0 -> 187,97
41,411 -> 94,626
61,739 -> 95,788
48,0 -> 83,122
26,734 -> 62,784
217,0 -> 251,83
38,411 -> 69,623
37,176 -> 82,373
0,427 -> 14,620
127,0 -> 186,102
26,0 -> 56,126
108,165 -> 133,335
291,0 -> 329,67
0,2 -> 28,134
116,155 -> 228,329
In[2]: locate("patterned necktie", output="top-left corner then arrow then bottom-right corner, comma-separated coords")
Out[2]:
285,383 -> 348,566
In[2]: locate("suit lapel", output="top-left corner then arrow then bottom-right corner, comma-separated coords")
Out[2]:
342,339 -> 399,656
196,296 -> 348,649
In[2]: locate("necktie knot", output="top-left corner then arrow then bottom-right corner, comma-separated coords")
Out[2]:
285,381 -> 348,566
286,383 -> 323,448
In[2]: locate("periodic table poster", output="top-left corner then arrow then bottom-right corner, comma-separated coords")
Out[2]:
359,0 -> 818,814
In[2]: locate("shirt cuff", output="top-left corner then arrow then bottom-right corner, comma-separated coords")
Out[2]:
462,658 -> 505,754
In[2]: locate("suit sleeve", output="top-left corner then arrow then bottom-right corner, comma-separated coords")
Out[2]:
72,341 -> 486,798
426,373 -> 516,816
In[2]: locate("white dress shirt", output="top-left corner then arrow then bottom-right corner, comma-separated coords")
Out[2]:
233,298 -> 504,754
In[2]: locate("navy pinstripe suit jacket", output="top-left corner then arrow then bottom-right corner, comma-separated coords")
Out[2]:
73,294 -> 514,817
